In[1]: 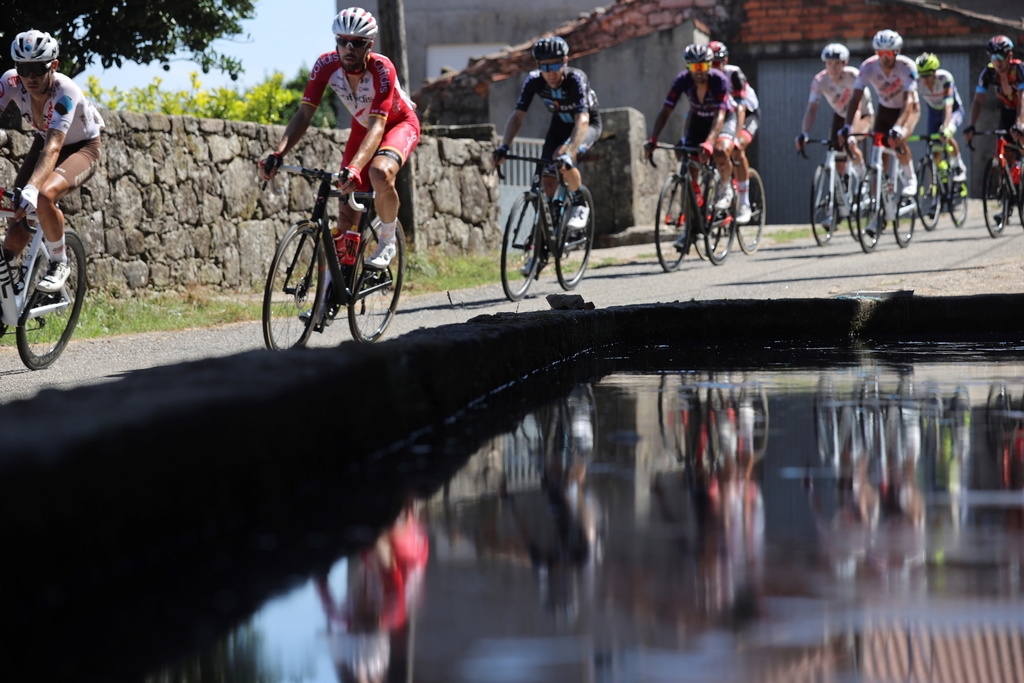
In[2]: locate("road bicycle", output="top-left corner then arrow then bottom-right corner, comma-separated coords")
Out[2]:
799,138 -> 858,247
0,188 -> 87,370
853,132 -> 918,253
649,144 -> 752,270
971,129 -> 1024,238
262,165 -> 405,348
908,133 -> 968,231
498,153 -> 595,302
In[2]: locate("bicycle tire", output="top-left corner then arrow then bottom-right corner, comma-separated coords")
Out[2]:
810,165 -> 834,246
16,229 -> 88,370
1018,176 -> 1024,228
654,175 -> 688,272
893,191 -> 914,248
854,168 -> 880,253
555,185 -> 594,290
262,221 -> 322,350
949,176 -> 968,227
348,220 -> 404,343
915,157 -> 939,231
982,160 -> 1008,237
737,168 -> 765,254
500,192 -> 543,300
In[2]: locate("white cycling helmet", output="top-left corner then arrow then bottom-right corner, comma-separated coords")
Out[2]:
332,7 -> 378,39
11,29 -> 59,63
872,29 -> 903,52
821,43 -> 850,62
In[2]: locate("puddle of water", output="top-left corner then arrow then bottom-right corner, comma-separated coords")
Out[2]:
141,352 -> 1024,683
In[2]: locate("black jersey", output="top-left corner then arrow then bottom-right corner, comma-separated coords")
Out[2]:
514,66 -> 601,125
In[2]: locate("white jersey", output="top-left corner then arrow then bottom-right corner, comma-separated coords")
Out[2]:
918,68 -> 963,111
853,54 -> 918,109
809,65 -> 875,119
0,70 -> 104,144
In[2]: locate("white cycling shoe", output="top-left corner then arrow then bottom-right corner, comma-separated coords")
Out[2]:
36,260 -> 71,293
365,239 -> 397,270
734,204 -> 752,224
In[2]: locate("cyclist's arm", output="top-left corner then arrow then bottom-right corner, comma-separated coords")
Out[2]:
648,104 -> 674,142
706,106 -> 727,144
894,89 -> 920,135
272,103 -> 315,157
800,100 -> 819,138
26,128 -> 66,189
498,109 -> 527,148
564,111 -> 590,162
347,115 -> 388,174
843,88 -> 865,127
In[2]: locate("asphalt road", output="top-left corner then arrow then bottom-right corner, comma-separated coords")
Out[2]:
2,207 -> 1022,404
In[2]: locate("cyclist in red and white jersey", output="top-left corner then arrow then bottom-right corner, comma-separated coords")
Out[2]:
840,29 -> 920,199
259,7 -> 419,270
0,29 -> 104,293
709,41 -> 759,224
963,36 -> 1024,149
796,43 -> 874,181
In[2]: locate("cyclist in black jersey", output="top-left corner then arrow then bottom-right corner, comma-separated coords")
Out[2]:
493,37 -> 601,232
963,35 -> 1024,149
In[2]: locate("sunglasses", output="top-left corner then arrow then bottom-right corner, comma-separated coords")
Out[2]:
876,50 -> 896,58
336,37 -> 370,50
687,62 -> 710,73
992,54 -> 1008,61
15,61 -> 50,78
538,62 -> 563,73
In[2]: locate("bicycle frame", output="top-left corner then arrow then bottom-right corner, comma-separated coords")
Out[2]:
854,132 -> 916,252
972,130 -> 1024,236
0,194 -> 65,328
802,139 -> 855,246
907,133 -> 968,230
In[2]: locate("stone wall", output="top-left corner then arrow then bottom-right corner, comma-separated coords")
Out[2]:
0,111 -> 500,293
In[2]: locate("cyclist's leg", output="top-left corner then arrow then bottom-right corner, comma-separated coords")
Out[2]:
712,112 -> 737,209
560,123 -> 601,230
732,112 -> 757,220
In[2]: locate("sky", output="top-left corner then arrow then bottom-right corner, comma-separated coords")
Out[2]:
74,0 -> 338,93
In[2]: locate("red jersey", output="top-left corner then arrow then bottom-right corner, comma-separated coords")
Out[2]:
303,51 -> 417,130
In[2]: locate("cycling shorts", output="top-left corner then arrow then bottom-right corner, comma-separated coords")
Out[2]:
737,109 -> 759,145
925,106 -> 963,136
873,105 -> 901,134
341,120 -> 421,192
540,116 -> 603,170
16,136 -> 101,192
682,110 -> 738,148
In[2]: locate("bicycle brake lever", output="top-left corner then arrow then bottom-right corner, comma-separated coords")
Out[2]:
347,193 -> 366,212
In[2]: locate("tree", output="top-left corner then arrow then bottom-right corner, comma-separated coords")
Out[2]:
0,2 -> 257,79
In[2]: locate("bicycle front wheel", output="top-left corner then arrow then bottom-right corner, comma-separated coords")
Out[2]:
501,192 -> 542,300
810,165 -> 834,246
949,176 -> 969,227
705,208 -> 734,265
982,160 -> 1008,238
893,184 -> 914,249
16,229 -> 87,370
654,175 -> 688,272
262,221 -> 322,350
737,168 -> 765,254
915,158 -> 939,231
854,169 -> 879,253
555,185 -> 594,290
348,220 -> 405,343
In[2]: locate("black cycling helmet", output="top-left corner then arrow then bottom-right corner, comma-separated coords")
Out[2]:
708,41 -> 728,61
532,36 -> 569,61
987,35 -> 1014,56
684,43 -> 713,64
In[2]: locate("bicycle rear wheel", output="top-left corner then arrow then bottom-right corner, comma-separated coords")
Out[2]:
854,169 -> 879,253
17,229 -> 88,370
654,175 -> 688,272
810,165 -> 835,246
262,221 -> 322,350
949,176 -> 968,227
348,220 -> 404,343
704,209 -> 734,265
915,158 -> 939,231
737,168 -> 765,254
555,185 -> 594,290
982,160 -> 1008,238
893,183 -> 914,248
501,192 -> 543,300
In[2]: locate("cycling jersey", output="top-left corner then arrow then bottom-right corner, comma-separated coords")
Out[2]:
919,68 -> 963,111
663,69 -> 732,121
722,64 -> 759,113
0,70 -> 103,144
809,66 -> 875,119
303,51 -> 418,130
514,67 -> 601,126
974,58 -> 1024,110
854,54 -> 918,109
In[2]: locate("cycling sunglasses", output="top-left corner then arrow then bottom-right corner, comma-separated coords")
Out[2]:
16,61 -> 51,78
537,61 -> 564,73
875,50 -> 896,58
687,62 -> 711,73
336,37 -> 371,50
991,53 -> 1008,61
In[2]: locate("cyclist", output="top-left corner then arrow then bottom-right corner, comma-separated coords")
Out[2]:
0,29 -> 104,293
709,41 -> 759,224
796,43 -> 874,184
840,29 -> 920,227
644,43 -> 736,242
492,37 -> 601,237
914,52 -> 967,181
258,7 -> 419,270
963,36 -> 1024,155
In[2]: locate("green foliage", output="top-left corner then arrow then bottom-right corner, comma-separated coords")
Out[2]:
2,2 -> 257,80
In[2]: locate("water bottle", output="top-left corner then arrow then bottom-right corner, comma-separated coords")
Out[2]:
692,180 -> 704,208
937,159 -> 949,181
1012,162 -> 1022,187
336,229 -> 361,265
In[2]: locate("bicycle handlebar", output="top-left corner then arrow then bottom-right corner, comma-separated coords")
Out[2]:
272,164 -> 367,212
964,129 -> 1022,153
0,187 -> 39,222
493,152 -> 570,181
644,142 -> 704,169
796,138 -> 837,159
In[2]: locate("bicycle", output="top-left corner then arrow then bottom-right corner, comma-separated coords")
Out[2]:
853,132 -> 917,253
799,138 -> 857,247
498,153 -> 595,302
908,133 -> 968,231
261,165 -> 405,348
0,188 -> 87,370
971,129 -> 1024,238
648,143 -> 738,270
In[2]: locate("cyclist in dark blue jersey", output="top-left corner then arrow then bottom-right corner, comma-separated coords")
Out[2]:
493,36 -> 601,231
644,43 -> 737,212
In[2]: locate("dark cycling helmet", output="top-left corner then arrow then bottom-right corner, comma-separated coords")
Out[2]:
708,41 -> 728,61
11,29 -> 59,63
332,7 -> 378,39
915,52 -> 940,75
532,37 -> 569,61
820,43 -> 850,62
987,35 -> 1014,56
684,43 -> 713,64
872,29 -> 903,52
